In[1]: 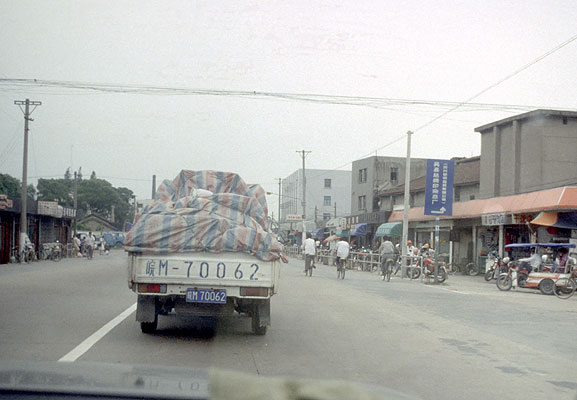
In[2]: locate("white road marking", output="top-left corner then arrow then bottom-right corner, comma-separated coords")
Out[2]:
423,285 -> 471,295
59,303 -> 136,362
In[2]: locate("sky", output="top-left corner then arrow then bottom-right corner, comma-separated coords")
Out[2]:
1,0 -> 577,217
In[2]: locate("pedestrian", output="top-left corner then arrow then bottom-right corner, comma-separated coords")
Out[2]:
303,233 -> 316,274
87,231 -> 96,259
73,234 -> 81,257
99,236 -> 105,255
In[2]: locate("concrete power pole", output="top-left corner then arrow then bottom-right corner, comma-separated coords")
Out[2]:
401,131 -> 413,277
14,99 -> 41,262
73,171 -> 78,237
152,175 -> 156,199
296,150 -> 311,247
277,178 -> 281,226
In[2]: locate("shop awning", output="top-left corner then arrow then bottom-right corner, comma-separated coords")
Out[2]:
375,222 -> 403,237
350,223 -> 368,236
388,186 -> 577,223
312,227 -> 325,239
530,211 -> 577,230
335,229 -> 349,238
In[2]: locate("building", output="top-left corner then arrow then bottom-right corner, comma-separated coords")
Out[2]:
476,109 -> 577,199
382,109 -> 577,268
280,169 -> 351,244
0,196 -> 75,264
347,155 -> 428,245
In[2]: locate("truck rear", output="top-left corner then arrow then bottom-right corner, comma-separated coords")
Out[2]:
128,252 -> 280,335
124,170 -> 284,335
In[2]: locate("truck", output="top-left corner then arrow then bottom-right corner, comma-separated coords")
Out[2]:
125,170 -> 284,335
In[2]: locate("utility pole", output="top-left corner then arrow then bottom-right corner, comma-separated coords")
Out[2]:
152,175 -> 157,198
334,202 -> 337,218
277,178 -> 282,226
401,131 -> 413,278
73,171 -> 78,236
314,206 -> 318,225
14,99 -> 41,262
296,150 -> 311,247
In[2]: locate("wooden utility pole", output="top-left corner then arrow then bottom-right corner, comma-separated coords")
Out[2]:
14,99 -> 41,262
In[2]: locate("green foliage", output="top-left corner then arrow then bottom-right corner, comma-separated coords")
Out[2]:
0,174 -> 21,197
37,178 -> 73,205
0,173 -> 36,199
77,179 -> 134,226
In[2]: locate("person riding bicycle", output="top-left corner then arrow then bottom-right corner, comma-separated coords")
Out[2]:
303,233 -> 316,274
379,238 -> 398,276
335,238 -> 350,272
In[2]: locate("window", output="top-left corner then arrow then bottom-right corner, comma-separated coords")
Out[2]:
324,178 -> 331,188
358,168 -> 367,183
390,167 -> 398,182
358,195 -> 366,211
324,196 -> 331,206
470,194 -> 475,200
454,187 -> 460,202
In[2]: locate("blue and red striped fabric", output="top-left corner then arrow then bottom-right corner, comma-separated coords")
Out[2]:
124,171 -> 282,261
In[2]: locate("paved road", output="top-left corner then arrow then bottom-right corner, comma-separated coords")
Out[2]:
1,251 -> 577,399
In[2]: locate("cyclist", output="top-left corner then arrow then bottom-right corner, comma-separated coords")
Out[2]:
335,238 -> 350,274
379,238 -> 398,278
303,233 -> 316,274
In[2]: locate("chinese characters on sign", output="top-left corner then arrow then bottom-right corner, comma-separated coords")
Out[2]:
482,213 -> 510,226
424,159 -> 454,216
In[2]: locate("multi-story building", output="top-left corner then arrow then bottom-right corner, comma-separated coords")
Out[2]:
280,169 -> 351,227
476,109 -> 577,198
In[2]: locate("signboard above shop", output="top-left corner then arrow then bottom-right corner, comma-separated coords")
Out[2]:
285,214 -> 302,221
481,213 -> 511,226
424,159 -> 455,217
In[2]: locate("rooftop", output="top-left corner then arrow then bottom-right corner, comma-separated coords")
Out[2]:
475,109 -> 577,133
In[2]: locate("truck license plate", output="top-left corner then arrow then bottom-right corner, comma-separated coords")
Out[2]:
186,289 -> 227,304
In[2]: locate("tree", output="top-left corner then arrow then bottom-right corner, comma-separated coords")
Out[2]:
90,171 -> 96,180
37,179 -> 73,205
114,187 -> 135,225
64,167 -> 71,181
0,174 -> 21,197
0,174 -> 36,199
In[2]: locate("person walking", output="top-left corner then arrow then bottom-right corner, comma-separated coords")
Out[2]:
73,234 -> 81,258
303,233 -> 316,275
86,232 -> 96,259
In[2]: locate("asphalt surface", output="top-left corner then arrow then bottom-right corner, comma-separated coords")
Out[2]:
1,250 -> 577,399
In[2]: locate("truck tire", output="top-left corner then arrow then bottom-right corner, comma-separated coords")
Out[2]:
252,307 -> 267,336
140,313 -> 158,334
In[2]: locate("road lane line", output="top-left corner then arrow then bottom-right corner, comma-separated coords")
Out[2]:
423,285 -> 470,295
59,303 -> 136,362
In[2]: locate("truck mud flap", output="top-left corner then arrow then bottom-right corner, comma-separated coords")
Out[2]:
257,301 -> 270,327
136,295 -> 157,323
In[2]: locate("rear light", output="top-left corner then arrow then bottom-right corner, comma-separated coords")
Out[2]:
240,287 -> 269,297
138,283 -> 167,293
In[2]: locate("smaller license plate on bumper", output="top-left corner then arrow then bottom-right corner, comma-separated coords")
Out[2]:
186,289 -> 227,304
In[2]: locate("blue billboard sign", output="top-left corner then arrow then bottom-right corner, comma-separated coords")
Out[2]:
424,159 -> 454,216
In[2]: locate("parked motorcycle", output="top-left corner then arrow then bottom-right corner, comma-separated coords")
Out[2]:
484,252 -> 509,281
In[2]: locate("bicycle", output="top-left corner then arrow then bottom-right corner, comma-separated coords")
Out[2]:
553,269 -> 577,299
336,257 -> 346,279
446,261 -> 479,276
304,254 -> 314,277
381,258 -> 394,282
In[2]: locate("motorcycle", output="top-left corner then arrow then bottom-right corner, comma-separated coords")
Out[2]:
484,252 -> 509,281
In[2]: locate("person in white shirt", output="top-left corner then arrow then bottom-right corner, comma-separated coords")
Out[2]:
303,233 -> 316,274
519,248 -> 541,272
335,239 -> 350,272
86,232 -> 96,259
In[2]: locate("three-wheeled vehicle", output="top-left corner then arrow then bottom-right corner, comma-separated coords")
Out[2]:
496,243 -> 577,295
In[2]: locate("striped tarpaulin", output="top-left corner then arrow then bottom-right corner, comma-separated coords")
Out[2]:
125,171 -> 281,261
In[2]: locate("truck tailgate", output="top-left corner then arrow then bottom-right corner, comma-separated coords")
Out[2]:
131,252 -> 277,288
